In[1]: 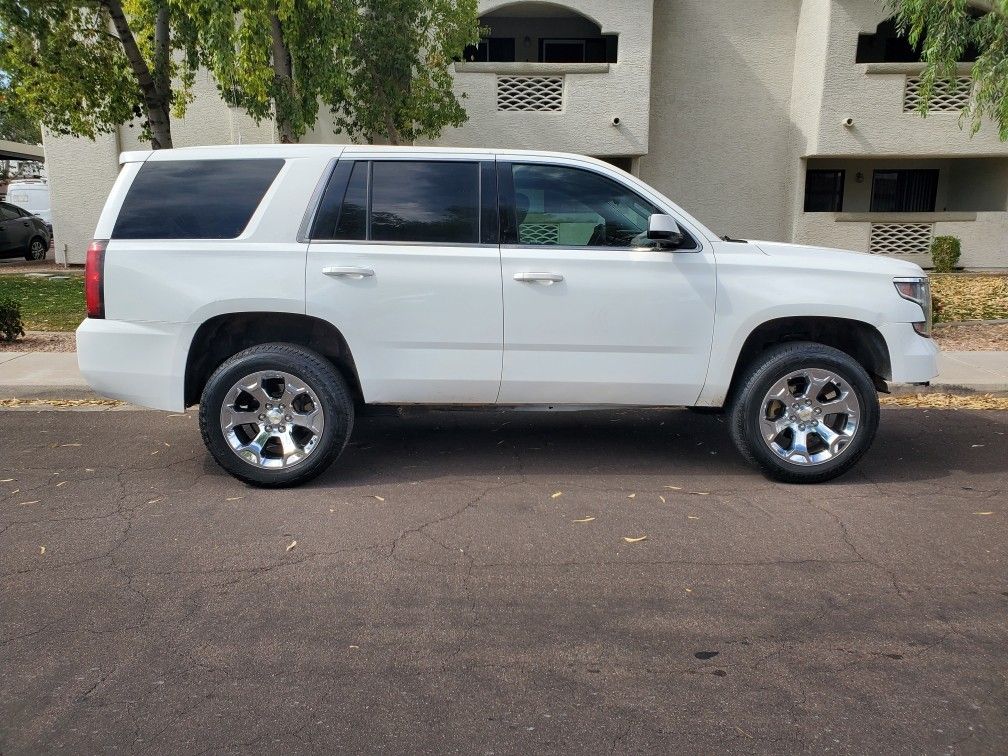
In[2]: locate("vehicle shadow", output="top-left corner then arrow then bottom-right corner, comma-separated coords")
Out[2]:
308,407 -> 1008,488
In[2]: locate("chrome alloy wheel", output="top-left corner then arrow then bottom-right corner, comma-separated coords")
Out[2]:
759,369 -> 861,466
29,239 -> 46,259
219,370 -> 325,469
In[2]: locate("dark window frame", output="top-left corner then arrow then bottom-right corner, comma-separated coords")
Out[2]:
804,169 -> 846,213
309,158 -> 492,245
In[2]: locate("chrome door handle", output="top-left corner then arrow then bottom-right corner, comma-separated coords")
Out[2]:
323,266 -> 375,279
513,272 -> 564,284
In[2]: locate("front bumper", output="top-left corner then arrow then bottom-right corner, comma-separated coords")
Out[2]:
878,322 -> 940,385
76,319 -> 193,411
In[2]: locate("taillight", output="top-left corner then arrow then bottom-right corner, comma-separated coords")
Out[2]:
85,239 -> 107,319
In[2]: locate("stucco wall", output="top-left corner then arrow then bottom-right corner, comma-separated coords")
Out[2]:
793,211 -> 1008,269
425,0 -> 653,156
809,0 -> 1008,157
639,0 -> 802,241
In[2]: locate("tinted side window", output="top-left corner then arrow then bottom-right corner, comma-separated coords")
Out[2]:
0,203 -> 20,221
312,161 -> 368,240
370,161 -> 479,244
112,159 -> 284,239
507,164 -> 681,249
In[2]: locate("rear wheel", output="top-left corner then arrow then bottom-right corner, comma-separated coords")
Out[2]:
729,342 -> 879,484
24,236 -> 47,261
199,343 -> 354,487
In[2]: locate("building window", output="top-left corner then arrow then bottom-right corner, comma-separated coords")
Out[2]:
465,37 -> 517,63
871,169 -> 939,213
856,16 -> 978,63
467,5 -> 618,64
804,169 -> 845,212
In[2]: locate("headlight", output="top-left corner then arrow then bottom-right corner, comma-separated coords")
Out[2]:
893,277 -> 932,338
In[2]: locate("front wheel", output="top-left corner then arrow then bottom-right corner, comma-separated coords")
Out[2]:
729,342 -> 879,484
199,343 -> 354,487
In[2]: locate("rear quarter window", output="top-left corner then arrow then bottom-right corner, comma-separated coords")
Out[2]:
112,159 -> 284,240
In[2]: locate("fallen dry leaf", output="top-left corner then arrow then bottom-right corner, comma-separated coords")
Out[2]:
39,545 -> 45,555
623,536 -> 648,543
684,588 -> 693,593
573,516 -> 596,523
688,491 -> 710,496
18,501 -> 39,506
147,497 -> 164,505
286,540 -> 298,552
55,481 -> 66,487
60,443 -> 81,447
226,496 -> 243,501
0,478 -> 12,483
974,511 -> 995,516
687,515 -> 700,520
627,493 -> 636,499
658,495 -> 666,504
373,495 -> 385,502
664,485 -> 682,491
550,491 -> 563,499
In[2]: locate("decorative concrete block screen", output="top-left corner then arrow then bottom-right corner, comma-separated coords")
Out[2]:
869,222 -> 934,255
497,76 -> 564,112
903,76 -> 973,112
519,223 -> 560,245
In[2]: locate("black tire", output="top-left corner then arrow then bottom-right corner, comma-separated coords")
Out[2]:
24,236 -> 47,261
199,343 -> 354,487
728,342 -> 879,484
686,406 -> 724,415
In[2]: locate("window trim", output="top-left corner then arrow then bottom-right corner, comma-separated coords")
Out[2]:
307,158 -> 492,246
499,161 -> 700,253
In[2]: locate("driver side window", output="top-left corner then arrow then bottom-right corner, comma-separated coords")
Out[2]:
505,163 -> 678,249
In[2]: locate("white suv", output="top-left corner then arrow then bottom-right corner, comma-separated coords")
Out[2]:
76,145 -> 938,487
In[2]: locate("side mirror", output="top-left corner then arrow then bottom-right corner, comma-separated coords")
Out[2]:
647,214 -> 684,248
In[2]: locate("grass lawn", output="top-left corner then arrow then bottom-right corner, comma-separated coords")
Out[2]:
931,274 -> 1008,323
0,274 -> 85,331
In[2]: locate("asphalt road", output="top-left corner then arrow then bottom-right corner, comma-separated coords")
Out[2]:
1,407 -> 1006,754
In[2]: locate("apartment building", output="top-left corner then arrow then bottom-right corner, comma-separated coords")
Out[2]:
45,0 -> 1008,268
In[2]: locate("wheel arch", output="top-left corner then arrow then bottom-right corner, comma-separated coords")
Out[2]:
724,316 -> 891,407
184,312 -> 363,408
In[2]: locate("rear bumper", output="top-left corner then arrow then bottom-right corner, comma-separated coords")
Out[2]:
76,319 -> 192,411
879,322 -> 940,384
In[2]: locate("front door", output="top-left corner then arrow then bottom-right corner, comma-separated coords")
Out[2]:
306,157 -> 503,404
497,160 -> 716,406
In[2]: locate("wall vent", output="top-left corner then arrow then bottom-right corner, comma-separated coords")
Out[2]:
903,76 -> 973,112
497,76 -> 564,112
869,222 -> 934,255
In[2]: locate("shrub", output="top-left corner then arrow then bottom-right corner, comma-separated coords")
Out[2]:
0,297 -> 26,342
930,236 -> 962,273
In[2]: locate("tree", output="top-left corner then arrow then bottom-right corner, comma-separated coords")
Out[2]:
0,1 -> 197,149
890,0 -> 1008,140
179,0 -> 481,145
0,76 -> 42,143
174,0 -> 354,144
334,0 -> 482,145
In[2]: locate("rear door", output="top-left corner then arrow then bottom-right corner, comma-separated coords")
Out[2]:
305,155 -> 503,404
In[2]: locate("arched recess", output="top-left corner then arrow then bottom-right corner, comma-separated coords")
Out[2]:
465,2 -> 617,64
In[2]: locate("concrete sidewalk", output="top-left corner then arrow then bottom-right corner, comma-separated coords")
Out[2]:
2,350 -> 1008,400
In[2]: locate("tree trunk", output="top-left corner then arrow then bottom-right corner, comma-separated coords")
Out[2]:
103,0 -> 173,149
270,15 -> 297,143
